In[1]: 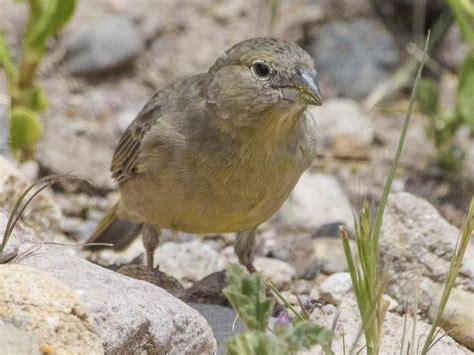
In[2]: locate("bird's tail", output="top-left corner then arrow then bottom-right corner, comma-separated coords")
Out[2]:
85,201 -> 143,250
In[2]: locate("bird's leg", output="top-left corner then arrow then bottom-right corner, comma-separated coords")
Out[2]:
235,227 -> 260,273
142,224 -> 161,270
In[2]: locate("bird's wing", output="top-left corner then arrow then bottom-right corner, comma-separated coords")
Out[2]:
111,94 -> 162,184
111,74 -> 207,184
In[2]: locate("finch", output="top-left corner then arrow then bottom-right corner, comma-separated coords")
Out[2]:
87,37 -> 323,272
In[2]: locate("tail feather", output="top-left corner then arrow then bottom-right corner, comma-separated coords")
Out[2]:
85,202 -> 143,250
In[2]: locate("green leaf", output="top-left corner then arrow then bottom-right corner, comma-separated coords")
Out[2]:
226,332 -> 287,355
0,31 -> 15,88
456,49 -> 474,128
223,264 -> 274,332
285,321 -> 333,351
23,0 -> 46,50
25,0 -> 76,52
9,106 -> 43,151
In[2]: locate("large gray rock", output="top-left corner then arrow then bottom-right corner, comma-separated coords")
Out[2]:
189,303 -> 245,355
64,15 -> 145,75
2,211 -> 216,354
380,192 -> 474,350
155,240 -> 224,284
307,297 -> 470,354
308,19 -> 399,97
0,265 -> 103,354
270,172 -> 354,235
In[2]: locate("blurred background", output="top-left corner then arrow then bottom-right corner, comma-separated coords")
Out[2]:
1,2 -> 474,353
0,0 -> 473,271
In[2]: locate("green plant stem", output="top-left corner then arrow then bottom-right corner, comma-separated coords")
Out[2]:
341,32 -> 430,355
266,280 -> 306,322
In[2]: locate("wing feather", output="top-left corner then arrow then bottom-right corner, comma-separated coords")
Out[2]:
111,95 -> 161,183
111,74 -> 207,184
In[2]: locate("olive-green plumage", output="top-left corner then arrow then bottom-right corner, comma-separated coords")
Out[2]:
87,37 -> 323,271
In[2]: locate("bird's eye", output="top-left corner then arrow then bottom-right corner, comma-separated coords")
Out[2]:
251,61 -> 272,78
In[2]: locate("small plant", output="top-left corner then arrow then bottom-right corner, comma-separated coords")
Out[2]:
223,264 -> 333,355
0,175 -> 61,260
340,34 -> 430,354
0,174 -> 109,263
0,0 -> 75,161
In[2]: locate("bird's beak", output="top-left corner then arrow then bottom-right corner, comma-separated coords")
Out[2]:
281,67 -> 323,106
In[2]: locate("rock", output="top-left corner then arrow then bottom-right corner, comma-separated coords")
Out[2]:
319,272 -> 352,305
272,235 -> 351,279
309,99 -> 374,160
313,237 -> 351,275
308,20 -> 399,97
87,229 -> 201,268
424,279 -> 474,350
0,264 -> 103,354
271,172 -> 354,235
3,212 -> 216,354
189,303 -> 245,355
185,270 -> 229,306
64,15 -> 145,75
36,118 -> 117,191
271,236 -> 320,280
254,257 -> 295,289
0,320 -> 41,355
307,297 -> 470,354
0,156 -> 62,238
117,264 -> 186,299
380,192 -> 474,349
155,240 -> 224,284
0,228 -> 19,263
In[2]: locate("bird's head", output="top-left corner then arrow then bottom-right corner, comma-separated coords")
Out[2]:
206,37 -> 322,126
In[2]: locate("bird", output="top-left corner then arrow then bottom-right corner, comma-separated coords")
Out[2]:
86,37 -> 322,273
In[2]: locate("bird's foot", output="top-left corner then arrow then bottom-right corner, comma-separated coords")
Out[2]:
244,263 -> 256,274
